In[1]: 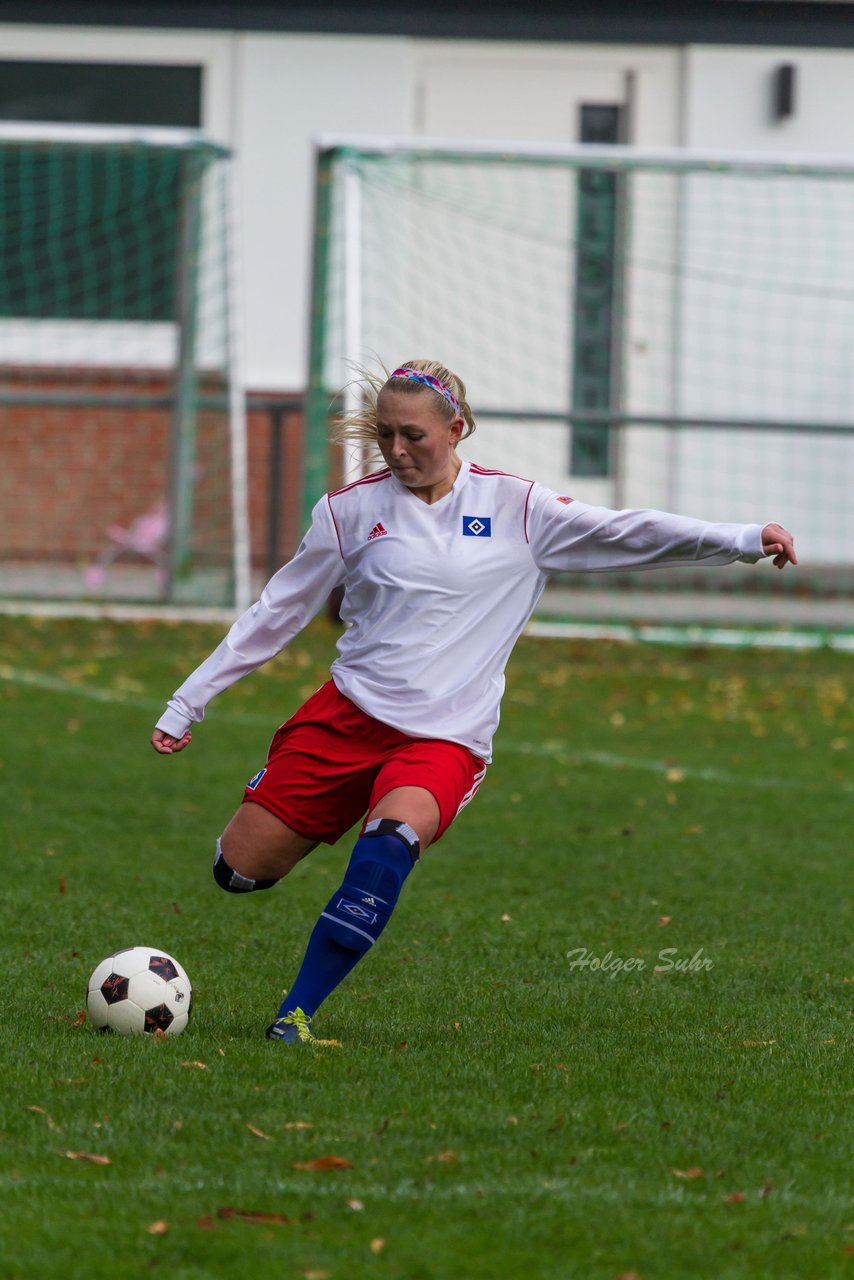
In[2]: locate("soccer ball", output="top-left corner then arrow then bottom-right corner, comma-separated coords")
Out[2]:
86,947 -> 192,1036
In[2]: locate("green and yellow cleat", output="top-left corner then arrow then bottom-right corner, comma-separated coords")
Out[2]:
265,1006 -> 315,1045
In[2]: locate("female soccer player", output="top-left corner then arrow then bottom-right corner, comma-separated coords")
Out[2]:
151,360 -> 797,1045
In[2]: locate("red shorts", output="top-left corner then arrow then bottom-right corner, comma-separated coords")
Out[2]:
241,680 -> 487,846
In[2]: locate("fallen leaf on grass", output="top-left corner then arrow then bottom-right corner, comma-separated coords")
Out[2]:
58,875 -> 68,896
658,916 -> 671,927
303,1271 -> 332,1280
292,1155 -> 353,1171
724,1192 -> 746,1204
393,1040 -> 408,1052
424,1150 -> 457,1165
345,1198 -> 364,1211
313,1038 -> 341,1047
370,1238 -> 385,1254
670,1166 -> 703,1180
146,1221 -> 169,1234
61,1151 -> 111,1165
27,1105 -> 59,1131
762,1182 -> 773,1197
283,1121 -> 313,1131
72,1010 -> 87,1027
501,913 -> 513,922
246,1124 -> 272,1141
152,1028 -> 168,1042
217,1207 -> 290,1225
181,1061 -> 207,1069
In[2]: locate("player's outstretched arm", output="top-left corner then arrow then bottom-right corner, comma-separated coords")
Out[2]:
761,522 -> 797,570
150,728 -> 192,755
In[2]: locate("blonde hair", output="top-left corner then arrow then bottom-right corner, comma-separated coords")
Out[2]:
331,358 -> 476,455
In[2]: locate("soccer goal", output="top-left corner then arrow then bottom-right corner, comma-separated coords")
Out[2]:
0,123 -> 250,616
306,136 -> 854,640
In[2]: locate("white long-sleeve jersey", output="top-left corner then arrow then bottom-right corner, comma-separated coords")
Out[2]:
156,461 -> 765,762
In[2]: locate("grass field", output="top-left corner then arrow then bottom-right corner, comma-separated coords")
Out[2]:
1,614 -> 852,1280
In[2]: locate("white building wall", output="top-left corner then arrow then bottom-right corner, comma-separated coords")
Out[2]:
235,34 -> 415,389
684,45 -> 854,154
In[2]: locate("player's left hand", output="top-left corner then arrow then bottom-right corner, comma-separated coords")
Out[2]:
761,522 -> 797,570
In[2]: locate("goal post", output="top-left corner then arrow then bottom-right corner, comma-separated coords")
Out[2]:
306,136 -> 854,635
0,123 -> 250,615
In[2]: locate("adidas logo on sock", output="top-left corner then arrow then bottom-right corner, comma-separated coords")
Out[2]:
367,522 -> 388,540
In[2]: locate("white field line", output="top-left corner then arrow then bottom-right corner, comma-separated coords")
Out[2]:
505,740 -> 798,791
2,662 -> 847,795
0,662 -> 161,709
121,1170 -> 810,1209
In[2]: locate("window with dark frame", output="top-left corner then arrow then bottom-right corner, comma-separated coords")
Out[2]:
0,61 -> 201,129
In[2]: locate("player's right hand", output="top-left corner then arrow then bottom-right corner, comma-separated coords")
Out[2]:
150,728 -> 193,754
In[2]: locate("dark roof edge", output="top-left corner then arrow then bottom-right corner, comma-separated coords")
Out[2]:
3,2 -> 854,49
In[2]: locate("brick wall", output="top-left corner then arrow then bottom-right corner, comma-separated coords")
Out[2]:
0,368 -> 306,571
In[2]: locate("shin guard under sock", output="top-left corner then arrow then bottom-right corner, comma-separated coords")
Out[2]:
278,819 -> 419,1019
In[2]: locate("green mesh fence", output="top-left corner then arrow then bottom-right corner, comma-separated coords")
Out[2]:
0,126 -> 245,611
307,141 -> 854,638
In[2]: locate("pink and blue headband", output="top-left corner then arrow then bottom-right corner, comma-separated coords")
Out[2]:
389,367 -> 461,415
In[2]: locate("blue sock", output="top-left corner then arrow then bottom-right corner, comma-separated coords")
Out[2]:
278,819 -> 419,1020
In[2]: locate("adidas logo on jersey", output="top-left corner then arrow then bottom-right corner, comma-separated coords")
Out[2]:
367,522 -> 388,540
